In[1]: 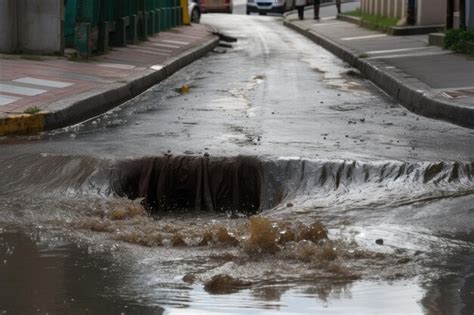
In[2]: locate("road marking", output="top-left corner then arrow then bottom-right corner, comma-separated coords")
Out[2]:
162,39 -> 190,45
366,47 -> 435,55
98,63 -> 136,70
151,65 -> 164,71
310,22 -> 346,27
129,45 -> 173,53
14,77 -> 74,88
143,47 -> 173,53
133,49 -> 170,56
153,43 -> 181,49
341,34 -> 388,41
0,94 -> 21,106
0,83 -> 48,96
159,34 -> 202,40
367,50 -> 451,60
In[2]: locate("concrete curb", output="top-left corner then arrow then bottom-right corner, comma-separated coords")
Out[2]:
0,32 -> 220,136
283,19 -> 474,129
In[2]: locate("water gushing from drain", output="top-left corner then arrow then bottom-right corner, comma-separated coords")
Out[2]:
111,155 -> 262,213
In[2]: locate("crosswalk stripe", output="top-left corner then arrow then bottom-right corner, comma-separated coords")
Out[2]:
341,34 -> 387,41
0,83 -> 48,96
0,94 -> 21,106
14,77 -> 73,88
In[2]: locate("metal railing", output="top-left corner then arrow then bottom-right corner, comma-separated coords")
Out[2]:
65,0 -> 184,57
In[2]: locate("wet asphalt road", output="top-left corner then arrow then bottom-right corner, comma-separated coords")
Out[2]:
1,14 -> 473,162
1,13 -> 474,315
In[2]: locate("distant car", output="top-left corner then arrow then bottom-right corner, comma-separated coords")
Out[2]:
189,0 -> 201,23
246,0 -> 295,15
200,0 -> 233,14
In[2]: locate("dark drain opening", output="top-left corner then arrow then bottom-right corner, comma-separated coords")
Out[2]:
112,155 -> 262,214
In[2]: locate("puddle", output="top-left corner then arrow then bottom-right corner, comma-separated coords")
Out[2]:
0,153 -> 473,313
0,229 -> 424,314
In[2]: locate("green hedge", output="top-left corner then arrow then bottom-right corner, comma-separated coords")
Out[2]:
444,29 -> 474,56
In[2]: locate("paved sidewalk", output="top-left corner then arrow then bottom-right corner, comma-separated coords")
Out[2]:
284,11 -> 474,128
0,24 -> 218,135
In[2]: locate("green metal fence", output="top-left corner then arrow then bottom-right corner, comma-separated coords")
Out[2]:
65,0 -> 183,57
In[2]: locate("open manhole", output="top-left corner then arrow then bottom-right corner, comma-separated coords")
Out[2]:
111,155 -> 262,214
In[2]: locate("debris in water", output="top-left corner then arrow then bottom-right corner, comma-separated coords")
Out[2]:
198,230 -> 214,246
183,273 -> 196,284
376,239 -> 384,245
216,226 -> 239,246
73,219 -> 113,233
295,241 -> 337,264
297,222 -> 328,242
178,84 -> 190,94
114,231 -> 163,247
109,204 -> 147,220
326,264 -> 360,280
243,216 -> 279,255
171,233 -> 187,247
278,227 -> 296,245
204,274 -> 252,294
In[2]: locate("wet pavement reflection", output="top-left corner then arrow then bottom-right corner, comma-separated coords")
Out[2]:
0,229 -> 163,314
0,13 -> 474,315
0,228 -> 427,314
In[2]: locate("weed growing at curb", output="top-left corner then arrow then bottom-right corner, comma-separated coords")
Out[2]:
345,9 -> 399,33
20,55 -> 44,61
24,106 -> 41,115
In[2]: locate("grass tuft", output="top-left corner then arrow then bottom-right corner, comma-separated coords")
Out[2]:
345,9 -> 399,32
24,106 -> 41,115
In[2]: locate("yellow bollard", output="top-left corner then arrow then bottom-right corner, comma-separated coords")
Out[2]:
181,0 -> 190,25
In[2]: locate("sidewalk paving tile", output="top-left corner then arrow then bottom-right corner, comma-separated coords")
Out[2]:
0,24 -> 214,117
288,13 -> 474,108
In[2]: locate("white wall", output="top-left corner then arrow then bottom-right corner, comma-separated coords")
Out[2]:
361,0 -> 447,26
0,0 -> 64,54
417,0 -> 446,25
0,0 -> 18,53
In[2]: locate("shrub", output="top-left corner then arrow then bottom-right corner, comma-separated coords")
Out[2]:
444,29 -> 474,55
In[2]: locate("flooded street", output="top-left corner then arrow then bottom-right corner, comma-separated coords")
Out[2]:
1,14 -> 474,314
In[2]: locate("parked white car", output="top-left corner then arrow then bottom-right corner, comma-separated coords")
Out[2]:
189,0 -> 201,23
246,0 -> 295,15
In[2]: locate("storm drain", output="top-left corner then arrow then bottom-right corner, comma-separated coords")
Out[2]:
112,155 -> 262,213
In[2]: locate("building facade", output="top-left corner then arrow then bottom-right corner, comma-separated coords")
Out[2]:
360,0 -> 447,26
360,0 -> 474,30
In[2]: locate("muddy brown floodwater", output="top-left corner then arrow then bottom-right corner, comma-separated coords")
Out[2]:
1,14 -> 474,314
